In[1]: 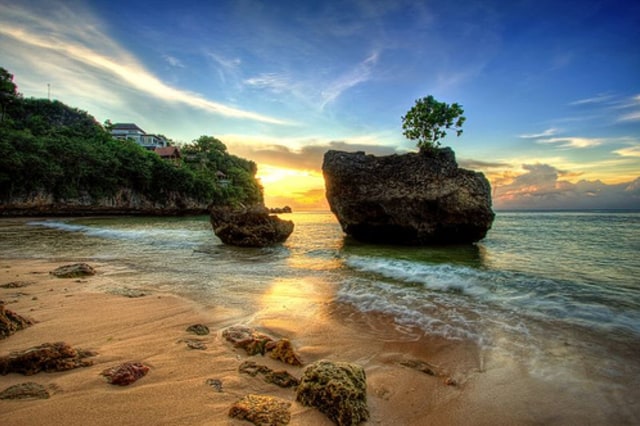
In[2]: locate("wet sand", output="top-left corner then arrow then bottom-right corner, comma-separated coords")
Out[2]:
1,258 -> 636,425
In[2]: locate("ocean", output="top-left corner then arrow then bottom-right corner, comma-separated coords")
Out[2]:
1,210 -> 639,420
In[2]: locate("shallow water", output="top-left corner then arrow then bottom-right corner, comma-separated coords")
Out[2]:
1,210 -> 639,420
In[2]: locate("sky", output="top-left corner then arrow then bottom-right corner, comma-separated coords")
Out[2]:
1,0 -> 639,210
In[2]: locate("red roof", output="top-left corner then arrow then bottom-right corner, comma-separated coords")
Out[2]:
154,146 -> 181,158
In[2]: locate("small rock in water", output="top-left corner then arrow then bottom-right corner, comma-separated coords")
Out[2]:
186,324 -> 210,336
101,362 -> 150,386
0,342 -> 96,375
229,394 -> 291,425
399,359 -> 439,376
0,382 -> 50,400
49,263 -> 96,278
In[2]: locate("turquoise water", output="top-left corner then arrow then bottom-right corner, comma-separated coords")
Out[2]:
1,211 -> 640,399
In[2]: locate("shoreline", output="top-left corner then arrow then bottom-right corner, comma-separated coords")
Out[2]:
2,257 -> 637,425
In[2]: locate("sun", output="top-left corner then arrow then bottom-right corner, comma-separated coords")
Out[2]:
256,164 -> 327,210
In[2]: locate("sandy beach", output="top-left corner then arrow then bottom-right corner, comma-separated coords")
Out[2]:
0,258 -> 477,426
2,256 -> 634,425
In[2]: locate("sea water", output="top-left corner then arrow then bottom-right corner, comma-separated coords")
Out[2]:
1,211 -> 639,415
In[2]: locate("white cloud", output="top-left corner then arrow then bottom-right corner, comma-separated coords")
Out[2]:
163,55 -> 185,68
537,137 -> 602,149
320,51 -> 380,109
519,128 -> 559,139
617,111 -> 640,122
569,93 -> 614,105
614,145 -> 640,158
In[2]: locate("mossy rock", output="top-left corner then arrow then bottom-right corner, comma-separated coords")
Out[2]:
296,360 -> 369,426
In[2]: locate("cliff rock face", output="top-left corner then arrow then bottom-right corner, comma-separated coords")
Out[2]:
210,205 -> 294,247
322,149 -> 494,244
0,189 -> 208,216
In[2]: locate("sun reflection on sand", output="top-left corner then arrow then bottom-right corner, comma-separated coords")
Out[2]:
256,278 -> 336,336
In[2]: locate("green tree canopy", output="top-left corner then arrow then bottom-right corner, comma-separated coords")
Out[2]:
401,95 -> 466,151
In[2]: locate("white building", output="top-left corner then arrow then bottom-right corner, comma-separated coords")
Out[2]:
110,123 -> 168,149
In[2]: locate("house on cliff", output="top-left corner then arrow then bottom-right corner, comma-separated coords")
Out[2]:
110,123 -> 168,150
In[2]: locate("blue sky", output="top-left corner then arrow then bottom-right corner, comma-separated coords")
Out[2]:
1,0 -> 639,209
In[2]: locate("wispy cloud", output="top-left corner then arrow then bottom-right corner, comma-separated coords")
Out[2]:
244,73 -> 292,94
320,51 -> 379,109
163,55 -> 185,68
614,145 -> 640,158
519,128 -> 559,139
569,93 -> 614,106
537,137 -> 603,149
0,2 -> 288,125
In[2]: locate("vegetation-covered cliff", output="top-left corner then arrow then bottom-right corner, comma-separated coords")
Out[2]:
0,68 -> 262,215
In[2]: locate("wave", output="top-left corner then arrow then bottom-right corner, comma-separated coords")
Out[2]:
340,255 -> 640,341
27,220 -> 205,249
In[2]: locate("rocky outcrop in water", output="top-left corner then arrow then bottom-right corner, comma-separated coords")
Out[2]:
210,205 -> 294,247
296,360 -> 369,426
322,148 -> 494,244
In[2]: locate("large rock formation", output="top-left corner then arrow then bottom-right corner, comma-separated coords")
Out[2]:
323,148 -> 494,244
210,205 -> 294,247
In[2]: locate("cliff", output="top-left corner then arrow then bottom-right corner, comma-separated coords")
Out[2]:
0,189 -> 209,216
322,148 -> 495,244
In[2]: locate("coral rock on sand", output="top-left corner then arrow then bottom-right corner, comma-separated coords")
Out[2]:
0,304 -> 34,339
296,360 -> 369,426
186,323 -> 210,335
229,394 -> 291,426
267,338 -> 303,367
0,342 -> 96,375
239,360 -> 300,388
101,362 -> 150,386
49,263 -> 96,278
0,382 -> 50,400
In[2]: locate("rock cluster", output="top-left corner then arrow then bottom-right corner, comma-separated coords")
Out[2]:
322,148 -> 495,244
222,325 -> 303,366
210,205 -> 294,247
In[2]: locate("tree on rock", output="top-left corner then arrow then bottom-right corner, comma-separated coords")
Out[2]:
402,95 -> 466,151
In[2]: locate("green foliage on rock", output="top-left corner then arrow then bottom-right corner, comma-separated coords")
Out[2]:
401,95 -> 466,151
0,67 -> 263,209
